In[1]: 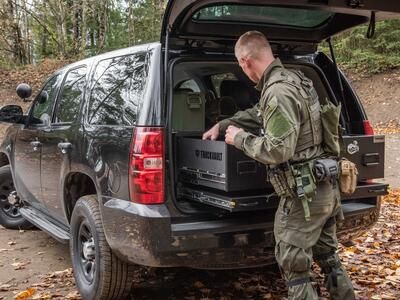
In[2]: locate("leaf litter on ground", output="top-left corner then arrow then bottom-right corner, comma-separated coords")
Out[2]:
5,191 -> 400,299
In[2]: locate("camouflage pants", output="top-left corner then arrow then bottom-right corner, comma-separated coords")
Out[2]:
274,181 -> 355,300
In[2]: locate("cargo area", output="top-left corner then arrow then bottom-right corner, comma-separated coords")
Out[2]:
168,55 -> 388,214
169,59 -> 270,214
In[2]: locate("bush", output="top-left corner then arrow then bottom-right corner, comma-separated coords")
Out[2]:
320,20 -> 400,73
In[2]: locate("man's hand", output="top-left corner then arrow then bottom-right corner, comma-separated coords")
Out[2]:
225,125 -> 243,145
202,123 -> 220,140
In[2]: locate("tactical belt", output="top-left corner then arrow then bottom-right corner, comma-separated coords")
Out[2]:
268,158 -> 339,221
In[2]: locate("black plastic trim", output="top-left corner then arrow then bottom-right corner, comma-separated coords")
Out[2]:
20,206 -> 70,243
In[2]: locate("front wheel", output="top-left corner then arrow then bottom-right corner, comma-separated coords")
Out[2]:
70,195 -> 134,300
0,165 -> 33,230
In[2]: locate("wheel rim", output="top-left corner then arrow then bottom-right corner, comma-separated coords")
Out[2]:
0,179 -> 21,219
77,220 -> 96,284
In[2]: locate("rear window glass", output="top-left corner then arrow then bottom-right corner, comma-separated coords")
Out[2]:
178,79 -> 201,92
192,5 -> 333,28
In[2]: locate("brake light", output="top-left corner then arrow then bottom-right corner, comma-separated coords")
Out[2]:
363,120 -> 374,135
129,127 -> 164,204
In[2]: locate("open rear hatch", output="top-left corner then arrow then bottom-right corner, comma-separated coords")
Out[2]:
162,0 -> 400,49
165,0 -> 397,213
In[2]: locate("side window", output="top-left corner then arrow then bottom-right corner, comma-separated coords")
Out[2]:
178,79 -> 201,92
88,52 -> 147,126
54,66 -> 87,123
210,73 -> 238,97
31,74 -> 62,124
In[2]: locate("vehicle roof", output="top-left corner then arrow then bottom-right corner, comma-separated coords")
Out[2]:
56,42 -> 160,74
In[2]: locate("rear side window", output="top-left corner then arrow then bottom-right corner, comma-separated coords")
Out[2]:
88,53 -> 147,126
55,66 -> 87,123
178,79 -> 201,92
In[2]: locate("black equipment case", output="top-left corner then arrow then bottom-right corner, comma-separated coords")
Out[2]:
177,137 -> 270,192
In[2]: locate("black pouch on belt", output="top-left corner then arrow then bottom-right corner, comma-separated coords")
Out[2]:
314,159 -> 339,183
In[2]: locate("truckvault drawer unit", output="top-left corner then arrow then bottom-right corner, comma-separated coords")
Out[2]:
177,137 -> 270,191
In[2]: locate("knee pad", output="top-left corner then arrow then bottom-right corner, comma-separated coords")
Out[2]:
314,252 -> 342,287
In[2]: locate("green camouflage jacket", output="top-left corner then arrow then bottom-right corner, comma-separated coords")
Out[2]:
218,58 -> 324,166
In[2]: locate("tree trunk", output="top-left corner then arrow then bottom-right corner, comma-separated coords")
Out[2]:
8,0 -> 27,65
58,1 -> 66,57
81,0 -> 87,54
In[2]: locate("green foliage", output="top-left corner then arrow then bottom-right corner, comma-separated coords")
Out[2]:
1,1 -> 399,74
321,20 -> 400,73
0,0 -> 166,66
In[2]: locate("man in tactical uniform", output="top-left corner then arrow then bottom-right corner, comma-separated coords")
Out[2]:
203,31 -> 355,299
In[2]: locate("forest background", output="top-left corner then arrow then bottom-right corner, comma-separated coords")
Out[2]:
0,0 -> 400,73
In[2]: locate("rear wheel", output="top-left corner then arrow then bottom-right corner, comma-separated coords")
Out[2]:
70,195 -> 134,300
0,165 -> 32,230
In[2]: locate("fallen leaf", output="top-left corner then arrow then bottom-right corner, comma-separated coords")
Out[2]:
385,268 -> 395,276
373,242 -> 381,249
11,262 -> 29,270
8,241 -> 16,246
14,287 -> 36,300
32,293 -> 51,300
263,293 -> 272,299
386,275 -> 400,282
365,237 -> 374,243
65,291 -> 81,299
0,284 -> 12,291
194,281 -> 205,289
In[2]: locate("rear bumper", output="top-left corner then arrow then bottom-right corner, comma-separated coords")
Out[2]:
100,196 -> 382,269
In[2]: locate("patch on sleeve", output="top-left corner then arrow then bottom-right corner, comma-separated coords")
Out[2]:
266,107 -> 294,141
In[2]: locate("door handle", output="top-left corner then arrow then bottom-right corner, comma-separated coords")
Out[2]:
57,142 -> 72,154
30,140 -> 41,151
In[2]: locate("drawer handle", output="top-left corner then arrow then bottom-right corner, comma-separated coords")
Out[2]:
238,201 -> 259,207
363,153 -> 380,167
368,189 -> 386,193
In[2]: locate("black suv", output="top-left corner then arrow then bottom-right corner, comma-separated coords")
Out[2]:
0,1 -> 396,299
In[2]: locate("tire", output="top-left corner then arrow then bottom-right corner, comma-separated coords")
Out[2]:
70,195 -> 134,300
0,165 -> 33,230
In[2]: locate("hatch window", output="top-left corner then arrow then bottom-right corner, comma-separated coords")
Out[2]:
192,5 -> 333,28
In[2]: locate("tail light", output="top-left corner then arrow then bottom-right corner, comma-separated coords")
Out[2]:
129,127 -> 164,204
363,120 -> 374,135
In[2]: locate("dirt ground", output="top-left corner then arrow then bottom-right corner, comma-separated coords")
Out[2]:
1,66 -> 400,299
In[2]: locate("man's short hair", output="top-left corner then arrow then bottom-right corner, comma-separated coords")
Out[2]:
235,31 -> 272,60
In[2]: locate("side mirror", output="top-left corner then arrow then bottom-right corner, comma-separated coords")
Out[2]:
0,105 -> 23,123
38,91 -> 48,104
16,83 -> 32,102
